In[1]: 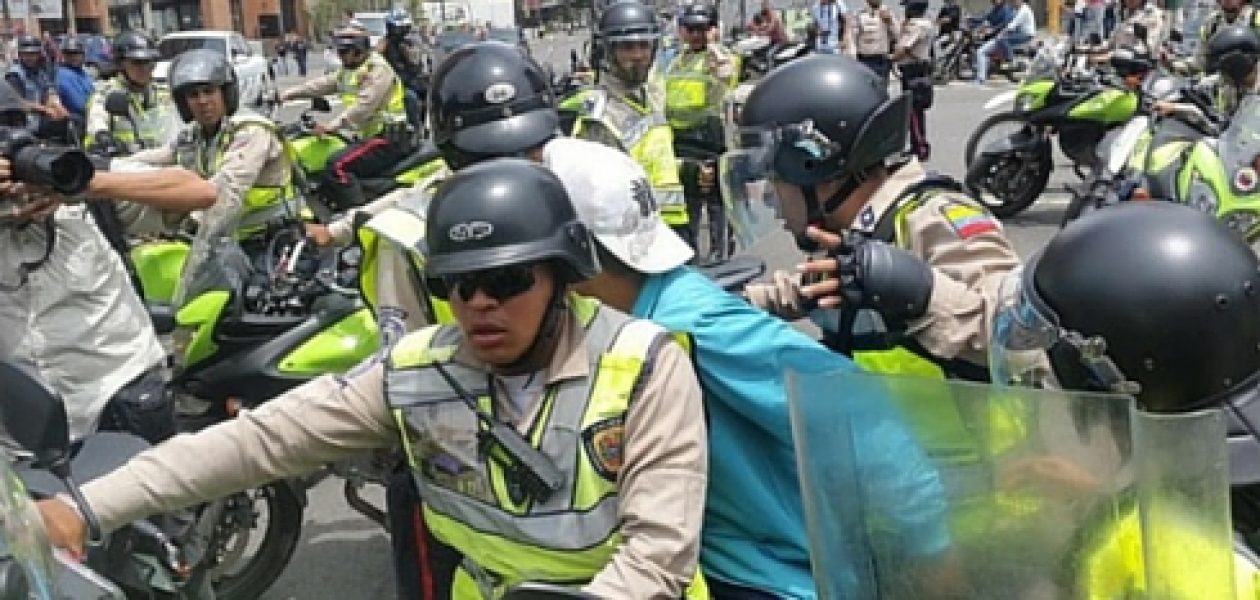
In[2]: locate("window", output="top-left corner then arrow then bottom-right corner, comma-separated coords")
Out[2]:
231,35 -> 250,56
158,36 -> 227,60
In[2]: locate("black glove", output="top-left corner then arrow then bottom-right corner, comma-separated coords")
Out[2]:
834,232 -> 934,324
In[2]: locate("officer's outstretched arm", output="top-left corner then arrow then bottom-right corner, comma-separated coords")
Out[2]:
75,363 -> 398,535
279,72 -> 337,102
86,167 -> 216,212
584,339 -> 708,597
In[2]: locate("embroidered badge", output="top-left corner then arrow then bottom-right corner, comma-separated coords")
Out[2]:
940,201 -> 998,239
857,205 -> 877,231
582,416 -> 626,481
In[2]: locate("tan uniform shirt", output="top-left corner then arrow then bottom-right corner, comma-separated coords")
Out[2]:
1112,3 -> 1164,52
283,52 -> 398,138
896,16 -> 935,62
128,113 -> 291,230
79,302 -> 708,598
854,159 -> 1021,366
851,6 -> 900,57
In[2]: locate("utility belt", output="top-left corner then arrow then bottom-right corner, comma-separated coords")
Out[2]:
858,53 -> 891,62
898,60 -> 933,78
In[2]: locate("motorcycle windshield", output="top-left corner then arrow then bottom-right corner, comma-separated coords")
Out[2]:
0,460 -> 56,600
1221,96 -> 1260,191
788,368 -> 1236,599
172,233 -> 253,308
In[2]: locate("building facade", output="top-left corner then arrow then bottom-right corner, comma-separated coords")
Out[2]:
19,0 -> 308,39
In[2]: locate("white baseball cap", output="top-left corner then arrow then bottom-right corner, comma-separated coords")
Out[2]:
544,138 -> 694,274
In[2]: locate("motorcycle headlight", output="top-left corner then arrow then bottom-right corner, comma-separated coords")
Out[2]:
1223,211 -> 1260,238
1187,176 -> 1220,215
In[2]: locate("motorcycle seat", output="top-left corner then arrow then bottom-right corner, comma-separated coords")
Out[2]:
16,432 -> 151,496
381,141 -> 441,180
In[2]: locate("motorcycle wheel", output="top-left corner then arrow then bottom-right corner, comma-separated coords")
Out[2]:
964,111 -> 1031,169
964,147 -> 1052,218
210,484 -> 304,600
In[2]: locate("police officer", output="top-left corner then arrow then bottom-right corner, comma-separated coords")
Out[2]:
732,54 -> 1021,377
6,34 -> 67,139
1206,25 -> 1260,117
894,0 -> 935,161
127,50 -> 301,245
988,202 -> 1260,597
84,31 -> 173,152
280,24 -> 412,211
378,7 -> 427,131
36,158 -> 710,600
560,1 -> 689,243
0,80 -> 216,447
1112,0 -> 1165,53
665,2 -> 737,259
849,0 -> 900,82
1197,0 -> 1260,70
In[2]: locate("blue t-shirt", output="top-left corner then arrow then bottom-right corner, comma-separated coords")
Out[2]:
56,65 -> 93,119
632,267 -> 950,598
985,3 -> 1014,28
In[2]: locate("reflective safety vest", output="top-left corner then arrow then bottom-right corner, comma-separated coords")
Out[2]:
354,165 -> 454,330
337,52 -> 408,139
387,296 -> 708,598
85,77 -> 174,149
664,48 -> 738,131
560,88 -> 689,226
175,113 -> 305,237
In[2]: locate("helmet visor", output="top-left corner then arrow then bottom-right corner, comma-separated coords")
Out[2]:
720,128 -> 782,249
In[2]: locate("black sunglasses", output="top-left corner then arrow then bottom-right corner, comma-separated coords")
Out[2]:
431,264 -> 539,302
684,24 -> 709,33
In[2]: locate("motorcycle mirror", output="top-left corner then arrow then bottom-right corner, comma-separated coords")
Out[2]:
1170,29 -> 1184,43
0,361 -> 70,473
501,583 -> 598,600
311,96 -> 332,112
103,89 -> 131,119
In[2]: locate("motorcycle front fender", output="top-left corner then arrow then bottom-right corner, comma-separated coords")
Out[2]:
983,89 -> 1018,112
980,126 -> 1049,157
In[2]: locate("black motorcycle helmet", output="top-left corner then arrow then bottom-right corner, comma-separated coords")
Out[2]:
386,8 -> 413,39
112,30 -> 160,62
679,3 -> 719,29
737,53 -> 909,230
1027,202 -> 1260,413
1110,47 -> 1155,78
60,36 -> 85,55
1207,25 -> 1260,84
425,158 -> 598,280
15,35 -> 39,54
169,49 -> 240,123
598,1 -> 660,86
428,41 -> 559,170
902,0 -> 930,18
332,24 -> 373,67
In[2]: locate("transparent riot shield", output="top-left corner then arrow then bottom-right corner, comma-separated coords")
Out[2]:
0,458 -> 56,600
788,369 -> 1236,599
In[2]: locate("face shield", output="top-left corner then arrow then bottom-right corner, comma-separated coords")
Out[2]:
989,267 -> 1138,395
720,121 -> 843,248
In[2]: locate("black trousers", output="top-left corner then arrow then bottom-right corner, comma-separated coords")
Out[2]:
387,468 -> 460,600
899,61 -> 933,161
858,54 -> 892,83
322,136 -> 410,210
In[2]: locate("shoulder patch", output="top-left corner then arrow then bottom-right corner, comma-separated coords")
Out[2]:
939,198 -> 998,239
582,416 -> 625,481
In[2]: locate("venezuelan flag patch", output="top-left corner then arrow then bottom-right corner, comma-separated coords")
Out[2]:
941,201 -> 998,239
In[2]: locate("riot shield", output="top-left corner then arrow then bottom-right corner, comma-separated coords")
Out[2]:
788,369 -> 1236,599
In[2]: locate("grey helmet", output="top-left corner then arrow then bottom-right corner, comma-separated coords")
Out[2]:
168,49 -> 240,122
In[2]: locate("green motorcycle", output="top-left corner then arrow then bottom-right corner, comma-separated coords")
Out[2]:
168,227 -> 379,600
965,51 -> 1139,218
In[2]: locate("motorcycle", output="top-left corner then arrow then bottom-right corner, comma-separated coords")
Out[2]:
0,360 -> 224,599
790,368 -> 1260,598
964,42 -> 1138,217
932,26 -> 976,84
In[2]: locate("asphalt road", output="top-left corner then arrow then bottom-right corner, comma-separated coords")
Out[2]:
259,40 -> 1066,600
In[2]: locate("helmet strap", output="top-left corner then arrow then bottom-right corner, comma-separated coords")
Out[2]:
499,275 -> 567,375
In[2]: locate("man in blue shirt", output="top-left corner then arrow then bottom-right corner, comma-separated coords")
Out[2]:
545,137 -> 953,599
55,37 -> 92,128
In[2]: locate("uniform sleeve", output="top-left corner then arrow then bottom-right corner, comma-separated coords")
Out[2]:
126,140 -> 178,166
80,364 -> 398,533
209,124 -> 282,215
902,193 -> 1021,368
331,61 -> 396,133
584,339 -> 707,598
899,22 -> 924,51
327,186 -> 410,244
283,72 -> 338,100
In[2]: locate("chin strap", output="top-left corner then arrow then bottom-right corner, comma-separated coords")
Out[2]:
502,280 -> 567,374
796,173 -> 864,252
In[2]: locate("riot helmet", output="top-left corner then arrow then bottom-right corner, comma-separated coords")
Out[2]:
679,3 -> 719,29
902,0 -> 931,18
15,35 -> 40,55
386,8 -> 413,38
112,31 -> 160,62
990,202 -> 1260,414
1207,25 -> 1260,85
169,49 -> 240,123
722,54 -> 909,250
59,36 -> 85,55
598,1 -> 661,87
428,41 -> 559,170
332,25 -> 373,68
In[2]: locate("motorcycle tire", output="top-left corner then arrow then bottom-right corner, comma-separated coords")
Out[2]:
964,111 -> 1032,169
211,483 -> 304,600
964,147 -> 1052,219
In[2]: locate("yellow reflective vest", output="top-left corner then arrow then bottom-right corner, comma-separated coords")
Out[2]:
387,296 -> 708,598
84,77 -> 174,149
337,52 -> 408,139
